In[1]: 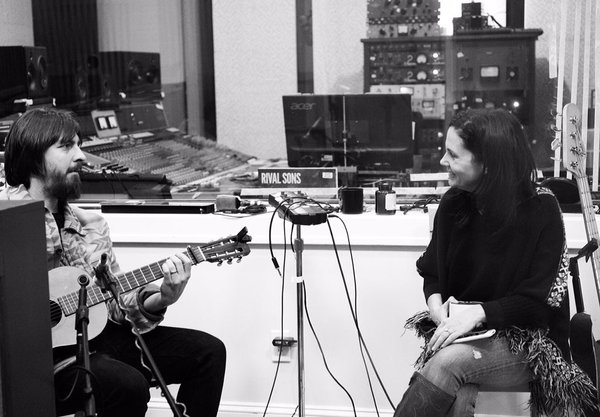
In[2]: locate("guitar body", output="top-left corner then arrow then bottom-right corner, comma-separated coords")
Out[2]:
49,266 -> 108,348
571,312 -> 600,387
571,312 -> 600,417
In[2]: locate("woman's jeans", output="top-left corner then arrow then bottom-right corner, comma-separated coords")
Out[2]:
418,336 -> 531,417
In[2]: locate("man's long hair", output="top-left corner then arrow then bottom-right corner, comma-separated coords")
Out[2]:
4,108 -> 80,188
449,108 -> 537,231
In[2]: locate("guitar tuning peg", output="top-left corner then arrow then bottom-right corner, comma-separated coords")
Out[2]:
227,259 -> 233,265
236,257 -> 242,263
550,137 -> 562,151
217,261 -> 223,267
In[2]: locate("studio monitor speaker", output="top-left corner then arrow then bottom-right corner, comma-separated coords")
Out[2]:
0,46 -> 50,101
0,200 -> 56,417
67,55 -> 114,106
99,51 -> 161,100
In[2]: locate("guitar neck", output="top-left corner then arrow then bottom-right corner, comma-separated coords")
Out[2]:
574,174 -> 600,305
54,227 -> 251,321
82,247 -> 206,308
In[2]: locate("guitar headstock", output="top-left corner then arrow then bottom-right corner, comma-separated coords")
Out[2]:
561,103 -> 586,179
192,227 -> 252,265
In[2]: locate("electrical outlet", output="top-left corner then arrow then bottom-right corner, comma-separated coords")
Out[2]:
271,329 -> 294,363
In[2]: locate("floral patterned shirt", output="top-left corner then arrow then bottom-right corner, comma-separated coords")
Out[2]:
0,185 -> 165,334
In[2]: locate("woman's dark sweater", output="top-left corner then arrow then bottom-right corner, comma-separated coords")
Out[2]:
416,187 -> 570,356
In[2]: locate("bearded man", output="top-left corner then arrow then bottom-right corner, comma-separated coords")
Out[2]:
0,108 -> 226,417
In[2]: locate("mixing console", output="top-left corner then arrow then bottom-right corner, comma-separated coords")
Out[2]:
81,130 -> 254,187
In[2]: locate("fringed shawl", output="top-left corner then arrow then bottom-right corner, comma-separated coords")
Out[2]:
405,311 -> 599,416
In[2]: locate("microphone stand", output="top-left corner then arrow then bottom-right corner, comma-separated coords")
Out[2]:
75,274 -> 96,417
294,225 -> 306,417
342,95 -> 348,168
93,254 -> 186,417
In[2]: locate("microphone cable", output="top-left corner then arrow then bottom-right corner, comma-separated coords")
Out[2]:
55,365 -> 102,405
325,214 -> 380,416
266,195 -> 390,415
302,280 -> 357,417
267,195 -> 354,415
263,200 -> 291,417
326,214 -> 395,410
110,170 -> 134,199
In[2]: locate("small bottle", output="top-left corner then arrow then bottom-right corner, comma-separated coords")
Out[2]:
375,182 -> 396,215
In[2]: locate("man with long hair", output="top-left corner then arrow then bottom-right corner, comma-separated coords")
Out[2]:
1,107 -> 226,417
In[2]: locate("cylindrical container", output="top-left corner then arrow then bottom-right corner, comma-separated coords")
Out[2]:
339,187 -> 364,214
375,182 -> 396,215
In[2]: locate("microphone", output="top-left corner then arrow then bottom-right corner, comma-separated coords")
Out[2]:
76,275 -> 90,329
78,274 -> 90,286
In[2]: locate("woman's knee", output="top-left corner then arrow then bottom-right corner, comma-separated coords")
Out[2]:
420,345 -> 474,390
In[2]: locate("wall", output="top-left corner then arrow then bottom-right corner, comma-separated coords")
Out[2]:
212,0 -> 369,161
97,0 -> 186,130
212,0 -> 297,161
0,0 -> 33,45
211,1 -> 514,161
526,0 -> 564,168
97,0 -> 184,85
312,0 -> 366,94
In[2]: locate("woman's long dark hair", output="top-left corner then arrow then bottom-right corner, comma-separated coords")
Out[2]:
4,107 -> 79,188
449,108 -> 537,232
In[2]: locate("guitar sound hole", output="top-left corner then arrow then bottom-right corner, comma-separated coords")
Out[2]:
50,300 -> 62,327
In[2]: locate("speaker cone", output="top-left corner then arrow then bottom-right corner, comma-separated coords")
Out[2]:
38,56 -> 48,92
128,60 -> 144,86
75,68 -> 88,101
27,60 -> 38,93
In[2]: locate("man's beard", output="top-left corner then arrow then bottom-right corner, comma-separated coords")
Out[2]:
44,170 -> 82,209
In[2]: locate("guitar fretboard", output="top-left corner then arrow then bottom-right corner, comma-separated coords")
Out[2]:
58,248 -> 206,316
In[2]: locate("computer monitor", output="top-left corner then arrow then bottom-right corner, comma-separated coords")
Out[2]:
282,93 -> 413,171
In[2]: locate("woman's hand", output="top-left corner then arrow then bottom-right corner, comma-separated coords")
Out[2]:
428,302 -> 486,352
428,295 -> 457,325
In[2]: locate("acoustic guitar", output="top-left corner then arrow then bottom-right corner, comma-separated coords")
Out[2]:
561,103 -> 600,399
50,227 -> 251,348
